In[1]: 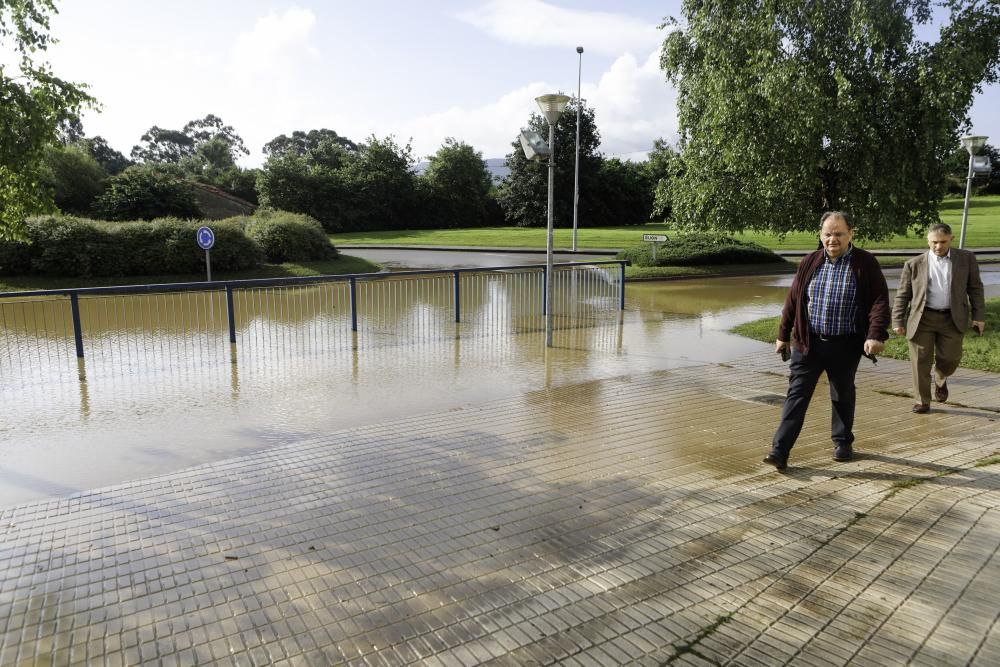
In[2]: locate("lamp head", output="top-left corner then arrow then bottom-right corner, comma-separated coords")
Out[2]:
535,93 -> 571,125
960,135 -> 988,155
576,46 -> 583,54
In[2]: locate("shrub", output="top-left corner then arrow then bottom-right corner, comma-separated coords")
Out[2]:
2,215 -> 261,277
95,165 -> 202,221
239,211 -> 337,263
617,233 -> 784,267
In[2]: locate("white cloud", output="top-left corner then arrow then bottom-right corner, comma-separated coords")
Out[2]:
399,49 -> 678,162
230,6 -> 319,79
588,50 -> 679,157
458,0 -> 662,57
400,82 -> 553,159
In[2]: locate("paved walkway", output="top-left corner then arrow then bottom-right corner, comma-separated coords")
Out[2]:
2,352 -> 999,666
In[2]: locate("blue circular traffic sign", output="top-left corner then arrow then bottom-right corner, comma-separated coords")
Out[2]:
196,226 -> 215,250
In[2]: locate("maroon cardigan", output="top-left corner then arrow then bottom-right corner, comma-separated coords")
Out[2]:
777,246 -> 891,354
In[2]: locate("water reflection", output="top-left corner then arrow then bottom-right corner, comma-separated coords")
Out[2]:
0,272 -> 809,507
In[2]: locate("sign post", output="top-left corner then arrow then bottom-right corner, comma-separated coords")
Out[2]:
642,233 -> 668,262
197,226 -> 216,282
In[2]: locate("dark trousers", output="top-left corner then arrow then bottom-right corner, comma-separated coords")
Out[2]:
771,334 -> 864,456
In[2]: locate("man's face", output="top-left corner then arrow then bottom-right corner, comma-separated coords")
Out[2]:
927,231 -> 953,257
820,216 -> 853,259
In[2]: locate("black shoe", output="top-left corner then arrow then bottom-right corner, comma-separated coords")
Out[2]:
934,380 -> 948,403
833,445 -> 853,462
763,453 -> 788,471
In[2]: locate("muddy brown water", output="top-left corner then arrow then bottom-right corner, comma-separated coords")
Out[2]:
2,269 -> 997,508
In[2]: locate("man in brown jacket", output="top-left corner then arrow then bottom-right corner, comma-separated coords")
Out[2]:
764,211 -> 890,472
891,223 -> 986,413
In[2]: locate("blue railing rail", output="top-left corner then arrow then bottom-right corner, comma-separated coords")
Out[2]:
1,260 -> 626,359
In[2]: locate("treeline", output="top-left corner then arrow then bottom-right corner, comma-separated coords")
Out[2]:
44,104 -> 996,234
44,104 -> 679,232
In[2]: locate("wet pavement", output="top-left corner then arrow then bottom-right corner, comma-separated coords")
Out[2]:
1,349 -> 998,666
2,272 -> 1000,665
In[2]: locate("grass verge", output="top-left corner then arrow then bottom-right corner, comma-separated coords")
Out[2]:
331,195 -> 1000,250
729,298 -> 1000,373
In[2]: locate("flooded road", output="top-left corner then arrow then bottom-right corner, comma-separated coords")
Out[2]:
1,267 -> 997,508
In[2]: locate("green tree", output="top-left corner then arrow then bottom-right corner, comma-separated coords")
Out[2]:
130,126 -> 195,163
81,136 -> 131,175
257,153 -> 347,229
646,138 -> 681,221
263,128 -> 358,169
338,135 -> 418,231
0,0 -> 97,239
661,0 -> 1000,239
496,99 -> 602,228
94,164 -> 201,221
420,138 -> 494,228
590,158 -> 654,226
40,143 -> 107,215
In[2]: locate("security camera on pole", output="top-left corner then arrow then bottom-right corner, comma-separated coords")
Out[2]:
958,134 -> 990,249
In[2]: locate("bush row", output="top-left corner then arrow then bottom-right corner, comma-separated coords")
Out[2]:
617,233 -> 784,267
0,211 -> 336,277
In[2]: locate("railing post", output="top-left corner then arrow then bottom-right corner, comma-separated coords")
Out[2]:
225,285 -> 237,344
69,293 -> 84,358
619,261 -> 626,311
453,271 -> 461,323
349,277 -> 358,332
542,266 -> 548,315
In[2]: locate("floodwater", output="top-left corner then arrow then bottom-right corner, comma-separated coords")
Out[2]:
1,266 -> 998,508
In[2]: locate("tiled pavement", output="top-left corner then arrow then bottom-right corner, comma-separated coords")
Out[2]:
2,353 -> 998,666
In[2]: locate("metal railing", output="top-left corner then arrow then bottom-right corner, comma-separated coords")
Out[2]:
1,261 -> 625,378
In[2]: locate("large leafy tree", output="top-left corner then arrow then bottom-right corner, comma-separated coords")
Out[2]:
94,164 -> 201,221
646,138 -> 682,221
1,0 -> 96,239
420,138 -> 494,228
81,135 -> 132,175
263,128 -> 358,169
338,135 -> 418,231
40,143 -> 107,215
661,0 -> 1000,239
497,99 -> 602,227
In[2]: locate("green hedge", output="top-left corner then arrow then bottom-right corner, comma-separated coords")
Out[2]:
617,233 -> 784,267
0,212 -> 336,278
237,210 -> 337,263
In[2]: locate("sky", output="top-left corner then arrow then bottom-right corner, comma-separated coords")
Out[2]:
26,0 -> 1000,167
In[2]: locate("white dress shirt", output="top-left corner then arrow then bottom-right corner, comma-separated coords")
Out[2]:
926,250 -> 951,310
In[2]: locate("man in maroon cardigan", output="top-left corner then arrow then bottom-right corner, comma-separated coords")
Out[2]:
763,211 -> 890,471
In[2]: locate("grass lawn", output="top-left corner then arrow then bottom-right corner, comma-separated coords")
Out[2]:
0,255 -> 379,293
729,298 -> 1000,374
331,195 -> 1000,250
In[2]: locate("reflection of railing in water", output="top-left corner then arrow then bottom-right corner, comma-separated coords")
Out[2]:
1,261 -> 625,378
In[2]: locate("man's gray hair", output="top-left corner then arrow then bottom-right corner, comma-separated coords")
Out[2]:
820,211 -> 853,229
928,223 -> 953,236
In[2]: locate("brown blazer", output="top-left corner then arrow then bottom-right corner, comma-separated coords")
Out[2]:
891,249 -> 986,339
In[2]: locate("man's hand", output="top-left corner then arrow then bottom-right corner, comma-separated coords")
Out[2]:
775,340 -> 790,362
972,320 -> 986,336
864,339 -> 885,356
893,326 -> 905,335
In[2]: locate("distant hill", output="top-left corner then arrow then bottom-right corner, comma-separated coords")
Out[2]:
414,157 -> 510,183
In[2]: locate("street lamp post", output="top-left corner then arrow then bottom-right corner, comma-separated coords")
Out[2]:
535,93 -> 571,347
572,46 -> 583,253
959,134 -> 988,249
